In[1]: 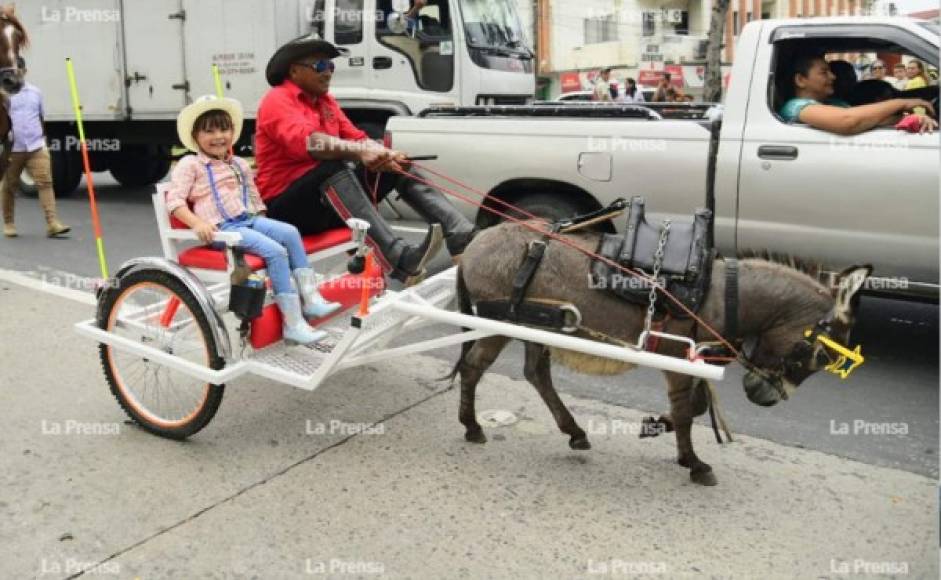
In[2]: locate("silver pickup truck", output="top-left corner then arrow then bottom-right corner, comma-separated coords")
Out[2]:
387,17 -> 940,300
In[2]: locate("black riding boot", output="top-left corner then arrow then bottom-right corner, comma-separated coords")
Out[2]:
321,168 -> 443,281
396,170 -> 477,257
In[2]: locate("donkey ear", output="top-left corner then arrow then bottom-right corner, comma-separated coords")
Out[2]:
833,264 -> 872,319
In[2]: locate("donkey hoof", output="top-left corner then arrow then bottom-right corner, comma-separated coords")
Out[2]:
569,436 -> 591,450
465,429 -> 487,444
690,468 -> 718,486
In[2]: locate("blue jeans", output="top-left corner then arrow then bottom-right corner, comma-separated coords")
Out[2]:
219,215 -> 308,295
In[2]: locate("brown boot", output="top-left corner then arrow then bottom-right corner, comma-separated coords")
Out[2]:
47,219 -> 70,237
38,184 -> 70,237
3,222 -> 16,237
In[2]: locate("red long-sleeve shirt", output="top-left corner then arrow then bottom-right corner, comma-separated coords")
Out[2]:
254,80 -> 367,201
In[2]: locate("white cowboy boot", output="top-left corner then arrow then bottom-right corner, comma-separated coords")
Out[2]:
293,268 -> 342,319
274,293 -> 328,345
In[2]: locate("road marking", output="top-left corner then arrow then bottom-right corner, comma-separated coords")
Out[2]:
0,268 -> 98,306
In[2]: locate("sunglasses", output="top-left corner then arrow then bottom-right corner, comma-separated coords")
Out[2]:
296,59 -> 335,74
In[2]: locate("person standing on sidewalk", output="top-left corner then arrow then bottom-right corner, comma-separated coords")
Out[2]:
1,58 -> 69,238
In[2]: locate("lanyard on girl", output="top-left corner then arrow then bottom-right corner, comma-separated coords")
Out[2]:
205,159 -> 249,224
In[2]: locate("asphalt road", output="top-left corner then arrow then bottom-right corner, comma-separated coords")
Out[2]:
2,175 -> 937,478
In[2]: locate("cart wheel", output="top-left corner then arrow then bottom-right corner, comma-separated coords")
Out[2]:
97,269 -> 225,439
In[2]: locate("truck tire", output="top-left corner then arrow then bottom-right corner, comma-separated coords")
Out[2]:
17,170 -> 39,197
51,149 -> 83,197
110,146 -> 171,188
507,192 -> 588,224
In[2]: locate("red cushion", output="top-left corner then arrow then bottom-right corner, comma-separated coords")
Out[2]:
177,228 -> 353,271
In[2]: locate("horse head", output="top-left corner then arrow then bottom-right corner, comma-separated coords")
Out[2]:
0,5 -> 27,95
739,264 -> 872,407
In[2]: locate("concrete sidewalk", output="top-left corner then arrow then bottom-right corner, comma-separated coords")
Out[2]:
0,278 -> 936,579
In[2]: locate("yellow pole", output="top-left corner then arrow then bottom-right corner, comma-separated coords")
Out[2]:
66,58 -> 109,280
212,64 -> 224,98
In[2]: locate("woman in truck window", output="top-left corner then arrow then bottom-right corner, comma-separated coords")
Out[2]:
779,51 -> 936,135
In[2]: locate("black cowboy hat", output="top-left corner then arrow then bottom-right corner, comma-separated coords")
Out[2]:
265,35 -> 349,86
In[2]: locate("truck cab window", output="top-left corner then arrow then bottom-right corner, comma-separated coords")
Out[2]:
770,37 -> 939,129
335,0 -> 364,45
376,0 -> 454,92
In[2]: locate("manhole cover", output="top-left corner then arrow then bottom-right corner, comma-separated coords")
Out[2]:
477,409 -> 518,427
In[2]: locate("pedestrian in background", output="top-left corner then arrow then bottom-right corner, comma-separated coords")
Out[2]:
866,59 -> 886,81
1,58 -> 69,238
905,60 -> 930,90
905,60 -> 930,115
890,62 -> 909,90
652,73 -> 672,102
592,68 -> 613,102
619,78 -> 645,103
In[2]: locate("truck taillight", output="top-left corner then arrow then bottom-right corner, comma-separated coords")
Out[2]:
383,131 -> 392,149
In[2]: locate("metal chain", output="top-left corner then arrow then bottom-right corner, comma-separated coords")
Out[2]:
643,219 -> 671,335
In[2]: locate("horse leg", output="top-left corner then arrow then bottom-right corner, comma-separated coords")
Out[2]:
523,343 -> 590,450
640,377 -> 711,438
665,372 -> 717,486
458,336 -> 509,444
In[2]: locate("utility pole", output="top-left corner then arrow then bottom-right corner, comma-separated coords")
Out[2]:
704,0 -> 730,102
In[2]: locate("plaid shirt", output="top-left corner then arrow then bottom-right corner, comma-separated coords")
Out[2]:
166,152 -> 265,225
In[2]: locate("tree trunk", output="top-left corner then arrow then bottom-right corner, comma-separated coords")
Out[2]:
704,0 -> 731,103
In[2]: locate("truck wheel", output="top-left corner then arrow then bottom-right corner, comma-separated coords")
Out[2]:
110,146 -> 171,187
51,149 -> 83,197
507,192 -> 588,224
17,170 -> 39,197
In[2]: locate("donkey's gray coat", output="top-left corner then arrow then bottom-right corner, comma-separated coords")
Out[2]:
454,221 -> 867,486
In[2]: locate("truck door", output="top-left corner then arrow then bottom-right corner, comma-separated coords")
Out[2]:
327,0 -> 371,91
122,0 -> 189,115
371,0 -> 457,99
735,25 -> 940,285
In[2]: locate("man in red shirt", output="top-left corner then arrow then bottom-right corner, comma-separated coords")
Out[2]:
256,35 -> 475,281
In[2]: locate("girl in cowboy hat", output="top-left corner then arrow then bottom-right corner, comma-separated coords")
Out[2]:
167,95 -> 340,345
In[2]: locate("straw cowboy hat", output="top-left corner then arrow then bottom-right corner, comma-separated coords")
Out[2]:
265,34 -> 347,86
176,95 -> 244,153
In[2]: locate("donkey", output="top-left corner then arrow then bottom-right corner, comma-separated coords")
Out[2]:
0,5 -> 29,176
452,221 -> 871,486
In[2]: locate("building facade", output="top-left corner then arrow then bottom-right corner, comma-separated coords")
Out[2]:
529,0 -> 877,99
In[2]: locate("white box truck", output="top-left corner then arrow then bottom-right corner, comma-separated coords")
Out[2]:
18,0 -> 534,195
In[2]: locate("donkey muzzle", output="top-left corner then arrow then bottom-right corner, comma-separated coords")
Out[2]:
743,372 -> 782,407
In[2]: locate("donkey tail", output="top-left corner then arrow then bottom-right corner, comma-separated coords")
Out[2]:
443,265 -> 474,384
